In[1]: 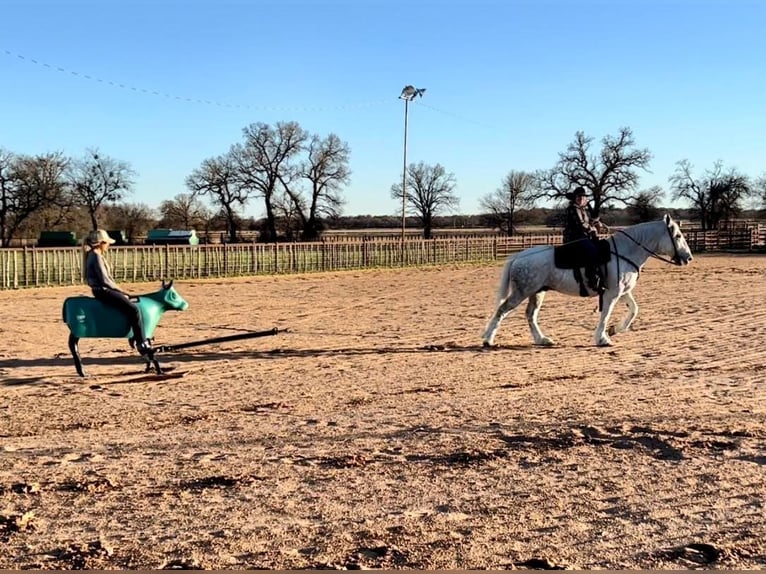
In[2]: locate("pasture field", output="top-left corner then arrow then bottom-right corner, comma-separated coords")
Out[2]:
1,254 -> 765,569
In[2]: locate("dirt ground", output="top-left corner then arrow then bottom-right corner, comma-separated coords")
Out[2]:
1,254 -> 765,570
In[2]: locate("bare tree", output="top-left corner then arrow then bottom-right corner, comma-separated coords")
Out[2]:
234,121 -> 308,242
17,153 -> 78,237
756,173 -> 766,209
158,193 -> 211,230
538,127 -> 652,217
271,189 -> 304,241
479,170 -> 540,236
283,133 -> 350,241
185,153 -> 244,242
625,185 -> 665,223
0,150 -> 69,247
669,159 -> 752,230
18,199 -> 88,240
0,149 -> 23,247
105,203 -> 157,244
68,149 -> 135,230
391,162 -> 459,239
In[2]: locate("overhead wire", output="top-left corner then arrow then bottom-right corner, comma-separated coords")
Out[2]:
417,101 -> 495,130
2,48 -> 492,128
1,48 -> 389,113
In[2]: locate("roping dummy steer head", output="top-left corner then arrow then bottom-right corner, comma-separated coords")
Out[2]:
62,279 -> 189,377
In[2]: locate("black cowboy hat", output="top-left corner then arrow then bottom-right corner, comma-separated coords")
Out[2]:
565,186 -> 588,201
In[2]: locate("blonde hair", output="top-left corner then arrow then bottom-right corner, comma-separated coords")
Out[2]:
81,239 -> 105,281
82,243 -> 92,282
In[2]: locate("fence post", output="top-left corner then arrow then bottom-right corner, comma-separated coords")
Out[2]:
273,242 -> 279,273
32,248 -> 38,287
321,241 -> 326,272
22,246 -> 28,287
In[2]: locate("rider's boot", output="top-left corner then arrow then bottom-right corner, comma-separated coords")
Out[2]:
136,340 -> 153,356
585,265 -> 602,294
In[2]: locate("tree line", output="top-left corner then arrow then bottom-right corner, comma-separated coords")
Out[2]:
2,124 -> 766,247
478,127 -> 766,236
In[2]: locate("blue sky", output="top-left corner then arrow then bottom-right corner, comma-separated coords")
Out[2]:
1,0 -> 764,218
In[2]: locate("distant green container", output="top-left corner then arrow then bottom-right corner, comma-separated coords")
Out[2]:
107,230 -> 129,245
145,229 -> 200,246
37,230 -> 78,247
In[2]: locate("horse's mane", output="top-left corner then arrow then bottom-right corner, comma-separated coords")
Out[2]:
613,217 -> 672,242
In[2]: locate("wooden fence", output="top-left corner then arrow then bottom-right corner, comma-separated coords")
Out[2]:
0,229 -> 759,290
0,237 -> 509,290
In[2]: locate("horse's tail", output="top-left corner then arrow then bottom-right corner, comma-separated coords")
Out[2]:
496,253 -> 517,304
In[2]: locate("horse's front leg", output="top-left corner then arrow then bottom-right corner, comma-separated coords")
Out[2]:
525,291 -> 554,346
608,291 -> 638,337
594,291 -> 620,347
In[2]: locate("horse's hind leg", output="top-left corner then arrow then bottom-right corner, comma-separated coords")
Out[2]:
482,291 -> 527,347
526,291 -> 554,346
608,291 -> 638,337
68,333 -> 85,377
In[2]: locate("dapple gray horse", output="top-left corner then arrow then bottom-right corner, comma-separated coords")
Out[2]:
482,215 -> 693,347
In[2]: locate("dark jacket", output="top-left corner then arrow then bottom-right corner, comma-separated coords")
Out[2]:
85,250 -> 121,291
563,202 -> 599,243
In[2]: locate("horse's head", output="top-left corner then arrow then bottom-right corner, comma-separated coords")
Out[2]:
662,214 -> 693,266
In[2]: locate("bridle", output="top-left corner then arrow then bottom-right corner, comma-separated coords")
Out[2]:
616,222 -> 684,267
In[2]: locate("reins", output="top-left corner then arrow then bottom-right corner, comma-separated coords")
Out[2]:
616,225 -> 682,267
610,236 -> 641,275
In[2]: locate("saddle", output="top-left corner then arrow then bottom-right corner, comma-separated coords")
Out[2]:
554,238 -> 611,297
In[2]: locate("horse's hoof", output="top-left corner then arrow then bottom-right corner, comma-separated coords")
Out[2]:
596,340 -> 613,347
537,338 -> 555,347
607,325 -> 616,337
482,341 -> 492,348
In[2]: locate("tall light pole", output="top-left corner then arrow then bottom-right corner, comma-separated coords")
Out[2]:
399,85 -> 425,246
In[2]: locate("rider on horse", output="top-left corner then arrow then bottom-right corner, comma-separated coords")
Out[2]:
563,187 -> 609,294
